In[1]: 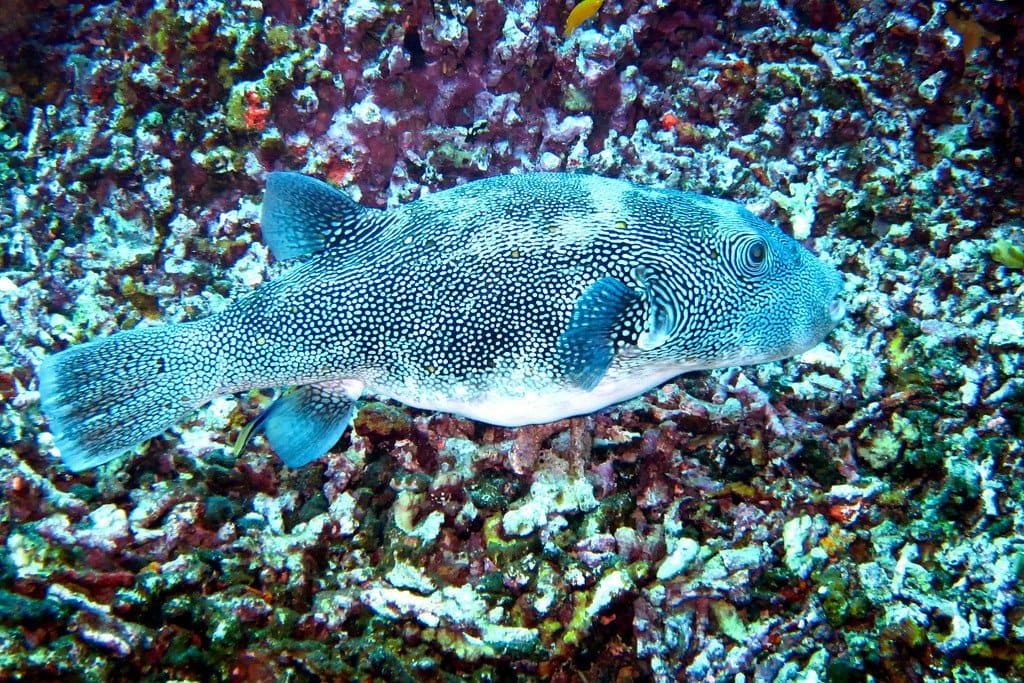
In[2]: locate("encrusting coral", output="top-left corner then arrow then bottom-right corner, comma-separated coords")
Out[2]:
0,0 -> 1022,681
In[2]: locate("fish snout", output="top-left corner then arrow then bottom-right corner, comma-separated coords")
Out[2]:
828,297 -> 846,325
824,266 -> 846,328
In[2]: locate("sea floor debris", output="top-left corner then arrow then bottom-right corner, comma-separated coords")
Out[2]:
1,0 -> 1022,680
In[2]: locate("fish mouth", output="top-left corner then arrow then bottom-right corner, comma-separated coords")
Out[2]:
823,267 -> 846,327
828,297 -> 846,325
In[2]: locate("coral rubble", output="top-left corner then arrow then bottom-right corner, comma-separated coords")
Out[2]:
1,0 -> 1022,680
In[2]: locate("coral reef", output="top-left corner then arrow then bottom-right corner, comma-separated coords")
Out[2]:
1,0 -> 1022,680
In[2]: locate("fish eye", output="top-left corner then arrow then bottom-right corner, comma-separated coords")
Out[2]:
749,241 -> 766,264
744,238 -> 769,273
728,235 -> 770,280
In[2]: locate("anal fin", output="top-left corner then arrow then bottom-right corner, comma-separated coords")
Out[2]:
235,380 -> 364,467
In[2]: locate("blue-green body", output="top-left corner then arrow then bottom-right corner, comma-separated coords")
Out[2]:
39,172 -> 845,470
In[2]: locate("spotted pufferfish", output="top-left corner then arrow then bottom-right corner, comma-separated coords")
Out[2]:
39,172 -> 845,471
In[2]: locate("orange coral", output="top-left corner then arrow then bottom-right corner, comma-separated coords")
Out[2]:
945,10 -> 998,57
660,112 -> 681,130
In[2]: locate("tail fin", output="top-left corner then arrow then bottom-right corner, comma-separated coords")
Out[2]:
38,322 -> 219,471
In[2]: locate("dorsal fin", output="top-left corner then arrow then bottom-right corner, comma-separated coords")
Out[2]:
260,172 -> 384,260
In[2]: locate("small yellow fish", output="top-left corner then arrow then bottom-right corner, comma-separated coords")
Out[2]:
564,0 -> 604,37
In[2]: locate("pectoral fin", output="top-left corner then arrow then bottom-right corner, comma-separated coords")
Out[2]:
557,277 -> 641,391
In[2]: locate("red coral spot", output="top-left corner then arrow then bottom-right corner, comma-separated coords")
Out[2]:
244,91 -> 271,131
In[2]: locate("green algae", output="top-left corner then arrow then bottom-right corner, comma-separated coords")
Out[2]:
467,470 -> 522,510
162,631 -> 212,671
0,590 -> 66,625
879,616 -> 928,657
826,657 -> 868,683
577,489 -> 634,537
885,326 -> 916,376
367,645 -> 416,683
562,561 -> 648,647
21,634 -> 114,683
146,6 -> 188,55
119,278 -> 161,319
264,23 -> 296,56
795,437 -> 845,486
293,491 -> 329,525
710,600 -> 749,643
6,530 -> 80,582
561,84 -> 592,112
430,141 -> 486,170
991,239 -> 1024,269
483,516 -> 538,565
202,495 -> 236,526
814,564 -> 871,628
929,455 -> 983,521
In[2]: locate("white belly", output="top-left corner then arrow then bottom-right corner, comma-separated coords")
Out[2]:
374,362 -> 693,427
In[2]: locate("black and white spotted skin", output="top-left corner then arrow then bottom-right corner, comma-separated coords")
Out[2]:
39,172 -> 845,471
